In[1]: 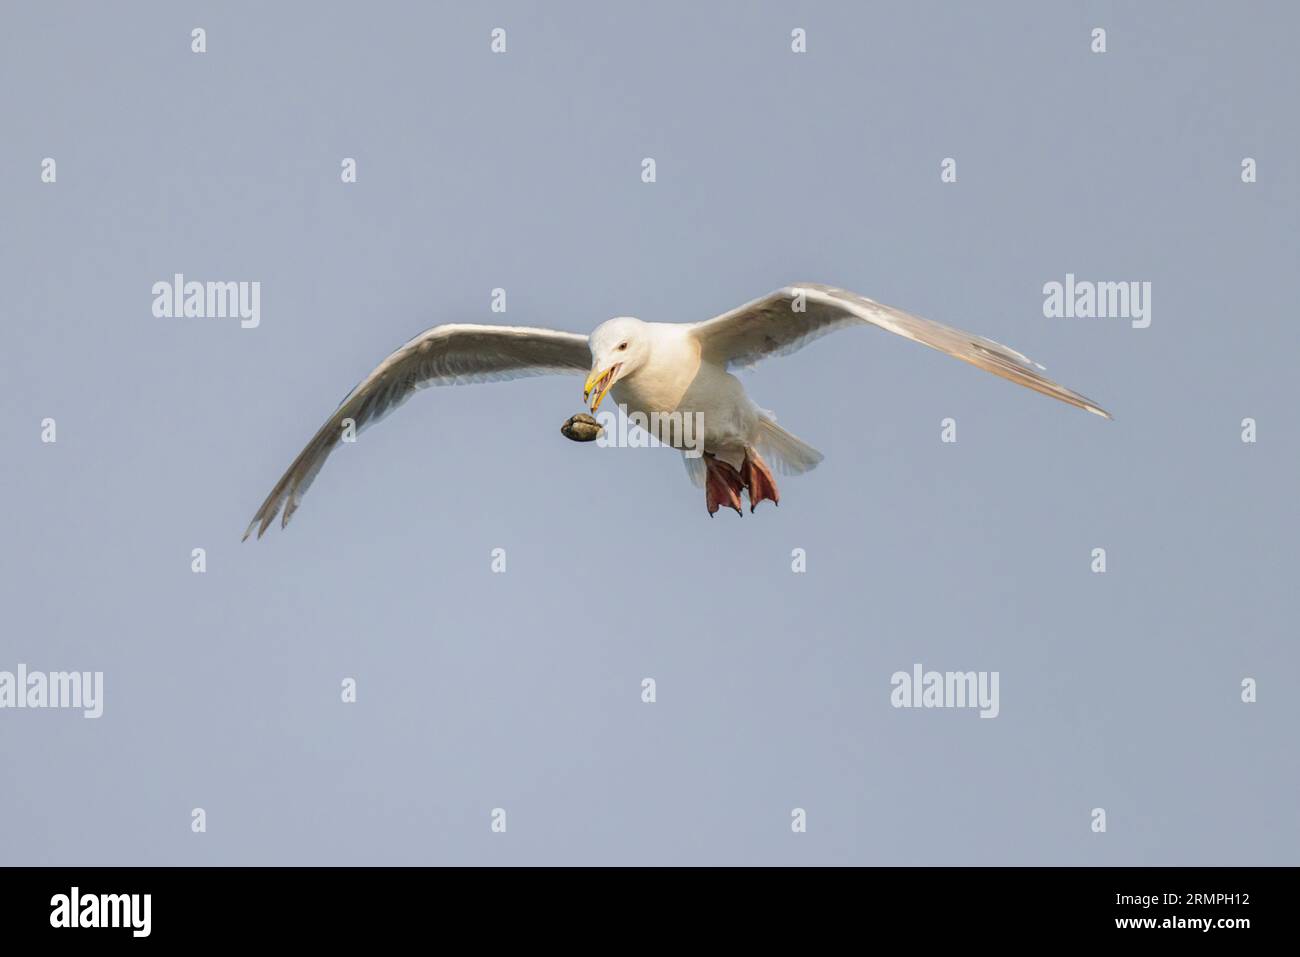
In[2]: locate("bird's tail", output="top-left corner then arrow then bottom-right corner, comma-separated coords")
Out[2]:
753,416 -> 823,475
680,415 -> 823,486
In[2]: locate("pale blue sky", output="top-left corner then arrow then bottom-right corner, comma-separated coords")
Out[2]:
1,0 -> 1296,864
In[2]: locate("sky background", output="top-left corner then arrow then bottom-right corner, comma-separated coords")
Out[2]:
2,1 -> 1297,865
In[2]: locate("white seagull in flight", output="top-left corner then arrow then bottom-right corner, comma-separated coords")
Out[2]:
243,283 -> 1110,537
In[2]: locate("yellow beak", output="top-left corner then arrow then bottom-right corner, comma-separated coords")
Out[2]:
583,363 -> 621,412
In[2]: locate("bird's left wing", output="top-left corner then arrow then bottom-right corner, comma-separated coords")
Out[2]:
691,283 -> 1111,419
243,323 -> 591,539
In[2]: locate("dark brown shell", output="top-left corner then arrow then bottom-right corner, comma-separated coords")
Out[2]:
560,413 -> 604,442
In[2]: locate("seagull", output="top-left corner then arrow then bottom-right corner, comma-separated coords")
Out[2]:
243,283 -> 1110,537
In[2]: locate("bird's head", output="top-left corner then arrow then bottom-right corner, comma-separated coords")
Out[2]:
584,317 -> 649,412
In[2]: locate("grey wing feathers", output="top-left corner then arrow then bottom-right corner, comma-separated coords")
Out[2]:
243,324 -> 591,539
691,284 -> 1111,419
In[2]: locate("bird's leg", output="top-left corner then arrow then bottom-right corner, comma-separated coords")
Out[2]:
704,453 -> 745,516
741,449 -> 780,512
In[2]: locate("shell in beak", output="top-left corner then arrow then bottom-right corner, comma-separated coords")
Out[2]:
583,362 -> 621,412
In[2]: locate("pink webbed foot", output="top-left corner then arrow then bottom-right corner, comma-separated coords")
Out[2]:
704,453 -> 745,516
741,449 -> 779,512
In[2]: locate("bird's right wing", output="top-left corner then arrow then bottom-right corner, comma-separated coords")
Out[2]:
243,323 -> 591,539
692,284 -> 1111,419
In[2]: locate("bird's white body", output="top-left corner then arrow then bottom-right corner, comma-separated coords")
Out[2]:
605,321 -> 758,469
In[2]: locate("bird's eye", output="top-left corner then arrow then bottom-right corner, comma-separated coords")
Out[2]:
618,342 -> 628,351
